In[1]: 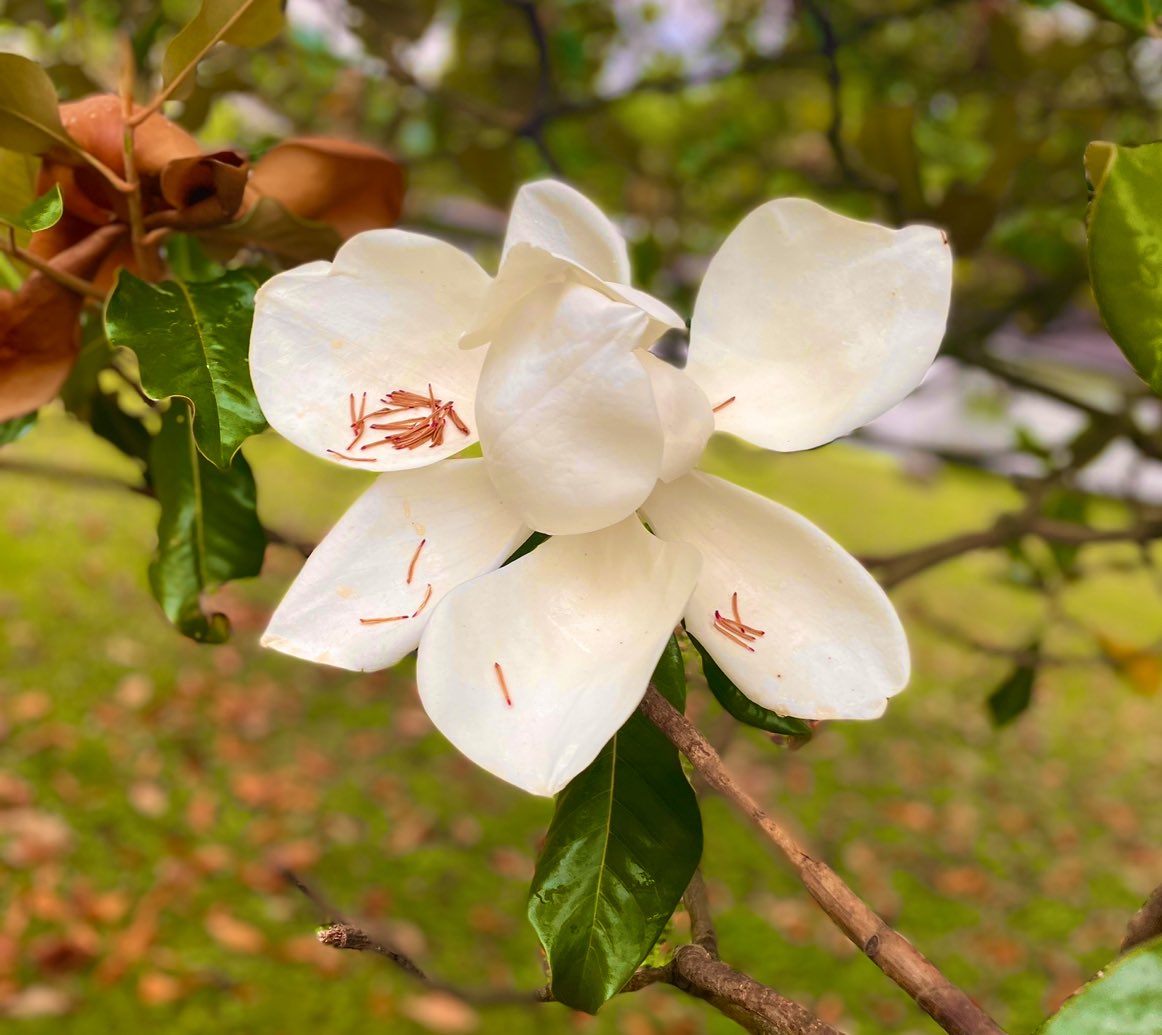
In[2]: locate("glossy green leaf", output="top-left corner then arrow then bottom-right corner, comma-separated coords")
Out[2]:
148,401 -> 265,643
987,660 -> 1037,727
162,0 -> 285,95
503,531 -> 549,566
1040,938 -> 1162,1034
0,54 -> 76,155
0,148 -> 39,238
689,634 -> 813,738
1086,141 -> 1162,396
0,183 -> 62,233
0,412 -> 36,445
105,270 -> 266,469
528,636 -> 702,1014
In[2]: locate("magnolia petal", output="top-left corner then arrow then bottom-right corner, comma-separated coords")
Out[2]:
459,243 -> 682,350
262,460 -> 528,671
686,198 -> 952,452
416,517 -> 701,796
638,351 -> 714,482
503,179 -> 631,284
641,472 -> 909,720
477,280 -> 664,535
251,230 -> 490,472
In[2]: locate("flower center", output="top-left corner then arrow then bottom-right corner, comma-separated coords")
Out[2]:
327,386 -> 471,462
712,591 -> 765,652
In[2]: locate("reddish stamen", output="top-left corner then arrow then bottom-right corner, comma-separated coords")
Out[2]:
493,662 -> 513,707
359,614 -> 409,625
410,583 -> 433,618
712,396 -> 736,413
327,449 -> 377,463
715,611 -> 756,642
712,591 -> 765,651
407,539 -> 426,585
713,619 -> 755,652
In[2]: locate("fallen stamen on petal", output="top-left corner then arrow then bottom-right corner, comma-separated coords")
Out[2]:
407,539 -> 426,584
712,591 -> 765,651
493,662 -> 513,707
712,396 -> 736,413
326,449 -> 377,463
359,614 -> 410,625
340,386 -> 471,453
410,583 -> 433,618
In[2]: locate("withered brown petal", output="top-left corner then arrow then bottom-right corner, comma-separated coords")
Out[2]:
0,223 -> 125,421
159,151 -> 250,226
249,136 -> 404,239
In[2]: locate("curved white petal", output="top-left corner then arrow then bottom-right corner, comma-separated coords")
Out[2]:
416,517 -> 701,796
641,472 -> 909,720
262,460 -> 529,671
503,179 -> 631,284
477,280 -> 664,535
459,243 -> 683,350
638,351 -> 714,482
686,199 -> 952,452
251,230 -> 490,472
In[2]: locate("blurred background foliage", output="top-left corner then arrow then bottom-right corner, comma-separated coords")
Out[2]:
2,0 -> 1162,1033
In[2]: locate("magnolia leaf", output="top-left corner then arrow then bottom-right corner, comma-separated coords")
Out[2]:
197,195 -> 342,262
0,183 -> 62,233
1086,141 -> 1162,396
0,54 -> 74,155
0,412 -> 36,445
0,148 -> 39,229
1039,937 -> 1162,1034
162,0 -> 285,96
1073,0 -> 1162,34
104,269 -> 266,469
148,401 -> 265,643
689,634 -> 813,738
986,660 -> 1037,727
528,636 -> 702,1014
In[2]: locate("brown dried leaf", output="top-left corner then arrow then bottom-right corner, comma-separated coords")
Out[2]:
249,136 -> 404,239
204,907 -> 266,954
0,223 -> 123,421
401,992 -> 479,1034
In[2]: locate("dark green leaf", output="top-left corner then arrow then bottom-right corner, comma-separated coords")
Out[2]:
162,0 -> 285,95
105,270 -> 266,469
58,318 -> 113,419
1039,937 -> 1162,1034
503,531 -> 549,566
0,183 -> 61,233
163,234 -> 227,283
1086,141 -> 1162,396
92,393 -> 154,469
0,53 -> 74,155
528,636 -> 702,1014
690,635 -> 813,738
987,660 -> 1037,727
0,412 -> 36,445
148,401 -> 265,643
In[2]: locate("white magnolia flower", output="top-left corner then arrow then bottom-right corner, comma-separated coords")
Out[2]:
250,180 -> 952,796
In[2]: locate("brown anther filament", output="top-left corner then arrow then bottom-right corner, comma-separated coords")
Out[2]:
410,583 -> 433,618
712,591 -> 765,652
359,614 -> 410,625
407,539 -> 426,584
493,662 -> 513,707
712,396 -> 737,413
326,449 -> 377,463
338,386 -> 471,455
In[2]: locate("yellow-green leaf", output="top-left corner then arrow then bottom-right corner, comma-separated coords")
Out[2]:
0,53 -> 73,155
162,0 -> 285,96
0,183 -> 62,233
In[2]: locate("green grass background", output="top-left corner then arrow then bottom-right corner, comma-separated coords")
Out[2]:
1,412 -> 1160,1034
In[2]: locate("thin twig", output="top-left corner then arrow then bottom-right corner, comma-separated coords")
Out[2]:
119,38 -> 154,280
685,869 -> 719,957
1121,884 -> 1162,955
639,687 -> 1006,1035
0,231 -> 106,301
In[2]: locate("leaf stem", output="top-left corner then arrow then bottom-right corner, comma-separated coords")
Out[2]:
129,1 -> 260,127
119,37 -> 157,280
0,227 -> 106,300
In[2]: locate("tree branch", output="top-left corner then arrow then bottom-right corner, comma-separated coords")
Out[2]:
685,868 -> 719,956
1121,884 -> 1162,955
639,687 -> 1005,1035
